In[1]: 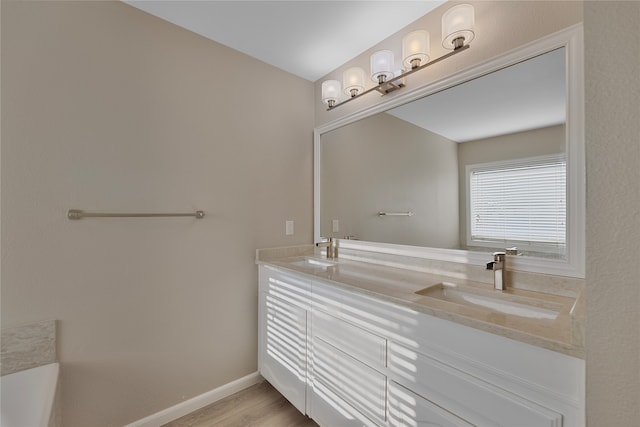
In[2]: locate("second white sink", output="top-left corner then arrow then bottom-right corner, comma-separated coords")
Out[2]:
416,282 -> 563,320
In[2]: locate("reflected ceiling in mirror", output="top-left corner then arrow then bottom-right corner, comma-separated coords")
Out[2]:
320,47 -> 567,259
387,48 -> 566,142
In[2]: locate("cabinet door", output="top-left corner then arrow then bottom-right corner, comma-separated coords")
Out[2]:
389,381 -> 473,427
260,292 -> 307,414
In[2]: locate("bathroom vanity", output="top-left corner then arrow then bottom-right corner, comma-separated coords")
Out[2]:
258,23 -> 586,427
257,246 -> 585,427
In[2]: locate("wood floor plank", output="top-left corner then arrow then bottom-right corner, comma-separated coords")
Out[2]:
163,381 -> 318,427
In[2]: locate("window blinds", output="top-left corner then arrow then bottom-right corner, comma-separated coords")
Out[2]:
469,157 -> 566,248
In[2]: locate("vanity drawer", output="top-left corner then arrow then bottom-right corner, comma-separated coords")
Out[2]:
311,279 -> 342,316
312,279 -> 410,340
313,337 -> 387,424
388,342 -> 563,427
312,310 -> 386,369
388,380 -> 473,427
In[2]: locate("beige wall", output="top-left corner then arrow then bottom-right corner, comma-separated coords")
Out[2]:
584,2 -> 640,426
3,1 -> 639,426
457,125 -> 565,249
321,113 -> 459,248
1,1 -> 313,426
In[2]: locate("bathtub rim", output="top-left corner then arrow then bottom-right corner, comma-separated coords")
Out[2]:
0,362 -> 60,427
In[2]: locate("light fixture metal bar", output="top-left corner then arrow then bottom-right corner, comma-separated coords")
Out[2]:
374,80 -> 405,95
327,44 -> 470,111
67,209 -> 205,220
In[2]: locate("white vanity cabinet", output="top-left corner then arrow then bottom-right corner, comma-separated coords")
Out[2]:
258,265 -> 585,427
258,265 -> 311,414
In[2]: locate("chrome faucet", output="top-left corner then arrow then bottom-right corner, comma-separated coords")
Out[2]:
486,252 -> 506,290
316,237 -> 338,259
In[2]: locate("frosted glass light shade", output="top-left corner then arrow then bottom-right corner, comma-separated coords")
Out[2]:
343,67 -> 366,97
442,4 -> 475,49
402,30 -> 430,69
321,80 -> 341,107
370,50 -> 395,83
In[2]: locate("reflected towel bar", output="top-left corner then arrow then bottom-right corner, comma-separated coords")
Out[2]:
68,210 -> 205,220
378,211 -> 415,217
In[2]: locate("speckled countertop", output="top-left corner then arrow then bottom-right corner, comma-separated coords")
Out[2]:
257,245 -> 585,359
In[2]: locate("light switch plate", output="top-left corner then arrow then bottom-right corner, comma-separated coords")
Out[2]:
332,219 -> 339,233
286,220 -> 294,236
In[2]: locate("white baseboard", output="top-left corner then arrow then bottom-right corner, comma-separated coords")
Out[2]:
124,371 -> 263,427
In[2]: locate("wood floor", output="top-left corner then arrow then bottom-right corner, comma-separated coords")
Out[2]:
162,381 -> 319,427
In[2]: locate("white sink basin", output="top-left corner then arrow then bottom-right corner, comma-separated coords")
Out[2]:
289,257 -> 338,269
416,282 -> 562,320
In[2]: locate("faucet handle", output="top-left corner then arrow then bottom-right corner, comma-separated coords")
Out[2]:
492,251 -> 506,261
487,252 -> 505,270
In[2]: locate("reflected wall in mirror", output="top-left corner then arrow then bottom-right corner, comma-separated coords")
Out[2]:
320,47 -> 567,259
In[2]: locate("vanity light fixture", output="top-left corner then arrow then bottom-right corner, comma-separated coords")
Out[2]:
402,30 -> 430,69
321,4 -> 474,110
343,67 -> 366,97
370,50 -> 396,84
441,3 -> 475,50
321,79 -> 342,108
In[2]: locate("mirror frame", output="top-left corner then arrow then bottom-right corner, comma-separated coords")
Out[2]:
314,24 -> 585,278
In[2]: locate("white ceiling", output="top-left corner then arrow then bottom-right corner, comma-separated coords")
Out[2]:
124,0 -> 446,82
387,48 -> 567,142
123,1 -> 565,141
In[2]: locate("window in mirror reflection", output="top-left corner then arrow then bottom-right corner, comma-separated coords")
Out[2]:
467,155 -> 566,258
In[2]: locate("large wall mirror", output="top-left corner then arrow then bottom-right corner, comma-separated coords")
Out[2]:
314,25 -> 584,278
